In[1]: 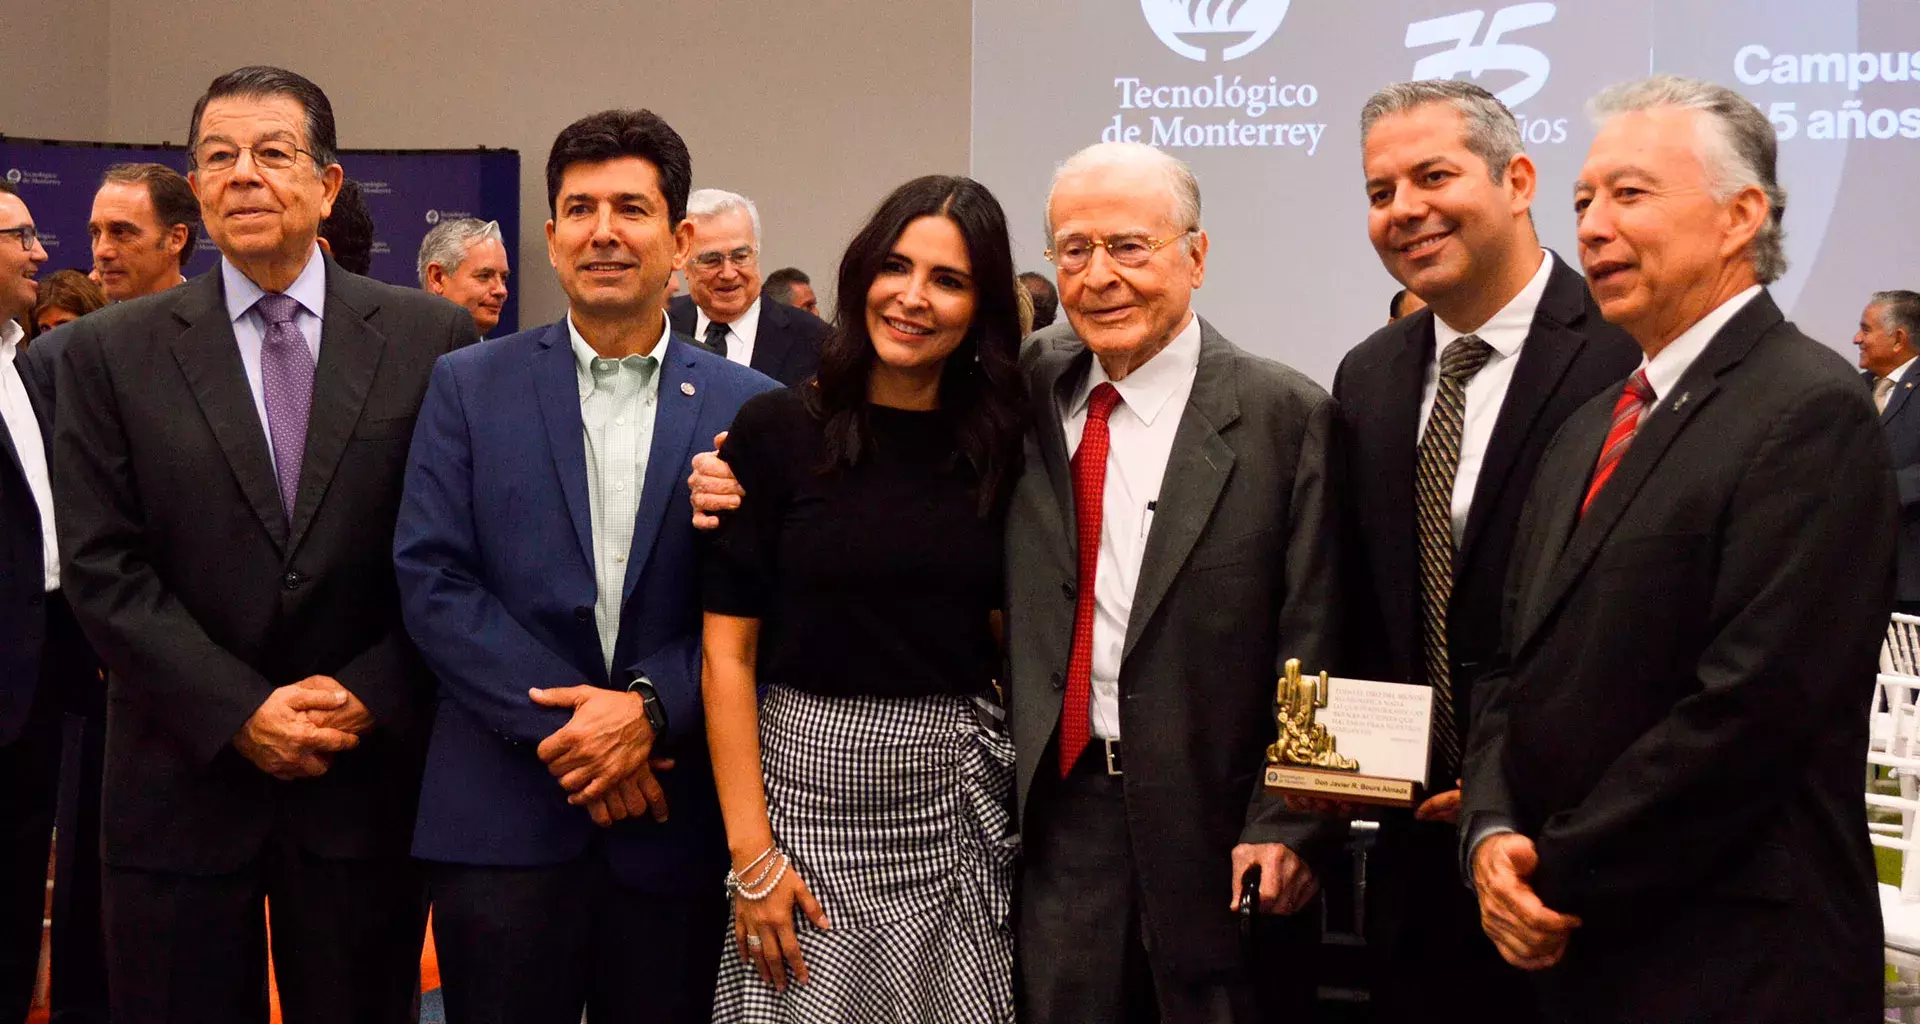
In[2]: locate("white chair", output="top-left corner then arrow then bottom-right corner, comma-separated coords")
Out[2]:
1867,670 -> 1920,1020
1884,614 -> 1920,675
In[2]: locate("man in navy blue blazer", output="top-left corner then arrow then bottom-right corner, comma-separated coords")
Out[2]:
1858,290 -> 1920,613
394,109 -> 777,1024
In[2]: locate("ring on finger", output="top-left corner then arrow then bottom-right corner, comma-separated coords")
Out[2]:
746,933 -> 763,950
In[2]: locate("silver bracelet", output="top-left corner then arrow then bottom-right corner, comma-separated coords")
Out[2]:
727,853 -> 790,901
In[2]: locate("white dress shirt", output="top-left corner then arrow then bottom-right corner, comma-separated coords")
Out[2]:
694,295 -> 761,370
1639,285 -> 1763,412
1059,313 -> 1203,740
1417,249 -> 1553,546
0,319 -> 57,591
1889,357 -> 1918,386
222,246 -> 326,484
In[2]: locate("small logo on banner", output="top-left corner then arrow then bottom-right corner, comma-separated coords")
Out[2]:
1141,0 -> 1291,63
1406,3 -> 1557,108
425,210 -> 442,226
4,169 -> 20,185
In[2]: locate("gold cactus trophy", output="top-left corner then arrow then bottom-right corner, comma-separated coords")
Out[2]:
1265,658 -> 1359,772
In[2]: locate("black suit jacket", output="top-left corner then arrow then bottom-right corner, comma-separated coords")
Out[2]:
667,293 -> 825,386
1462,291 -> 1891,1022
1868,366 -> 1920,602
50,256 -> 477,874
1,346 -> 57,744
1335,254 -> 1640,735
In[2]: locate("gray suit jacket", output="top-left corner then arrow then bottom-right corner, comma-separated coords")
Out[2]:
1005,316 -> 1343,979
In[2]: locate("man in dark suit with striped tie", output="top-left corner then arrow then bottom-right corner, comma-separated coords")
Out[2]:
1332,80 -> 1639,1022
1857,290 -> 1920,614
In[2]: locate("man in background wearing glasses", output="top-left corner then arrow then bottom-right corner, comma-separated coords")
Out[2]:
47,65 -> 476,1024
666,188 -> 825,386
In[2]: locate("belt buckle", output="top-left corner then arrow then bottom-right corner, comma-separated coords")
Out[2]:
1103,738 -> 1123,776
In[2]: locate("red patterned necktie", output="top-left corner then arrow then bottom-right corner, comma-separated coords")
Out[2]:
1580,369 -> 1655,517
1060,382 -> 1123,777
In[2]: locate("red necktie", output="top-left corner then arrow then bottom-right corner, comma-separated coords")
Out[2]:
1580,369 -> 1655,517
1061,382 -> 1123,777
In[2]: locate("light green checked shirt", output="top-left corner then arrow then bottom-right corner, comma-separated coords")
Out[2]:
568,314 -> 667,675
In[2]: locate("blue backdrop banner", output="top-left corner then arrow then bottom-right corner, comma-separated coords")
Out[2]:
0,138 -> 522,334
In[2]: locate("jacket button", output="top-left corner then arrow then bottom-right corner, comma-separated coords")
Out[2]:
1062,582 -> 1075,602
282,571 -> 305,590
1050,671 -> 1065,689
574,606 -> 593,622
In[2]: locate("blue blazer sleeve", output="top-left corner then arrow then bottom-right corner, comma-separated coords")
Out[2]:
394,355 -> 577,744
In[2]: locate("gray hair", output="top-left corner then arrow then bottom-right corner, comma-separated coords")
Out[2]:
1873,290 -> 1920,342
1044,141 -> 1201,245
1588,74 -> 1789,283
416,218 -> 504,286
686,188 -> 761,244
1360,79 -> 1526,184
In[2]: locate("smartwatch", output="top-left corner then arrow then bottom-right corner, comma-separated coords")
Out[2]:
627,677 -> 669,736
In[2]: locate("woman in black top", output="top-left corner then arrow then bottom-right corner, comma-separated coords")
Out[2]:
702,176 -> 1026,1022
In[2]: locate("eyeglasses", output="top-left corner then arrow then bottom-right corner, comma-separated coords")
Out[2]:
1044,231 -> 1194,274
192,140 -> 319,173
0,225 -> 40,252
689,246 -> 758,273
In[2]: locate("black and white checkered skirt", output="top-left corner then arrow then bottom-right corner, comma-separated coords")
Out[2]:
711,684 -> 1017,1023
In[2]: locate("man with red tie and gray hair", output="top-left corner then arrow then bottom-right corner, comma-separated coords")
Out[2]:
1461,74 -> 1894,1023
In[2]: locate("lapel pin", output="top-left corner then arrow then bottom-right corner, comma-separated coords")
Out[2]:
1672,391 -> 1690,411
681,382 -> 696,396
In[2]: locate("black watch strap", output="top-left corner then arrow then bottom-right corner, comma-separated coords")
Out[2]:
628,678 -> 669,735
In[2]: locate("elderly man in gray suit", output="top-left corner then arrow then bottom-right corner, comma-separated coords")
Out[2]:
1005,142 -> 1339,1023
687,143 -> 1339,1022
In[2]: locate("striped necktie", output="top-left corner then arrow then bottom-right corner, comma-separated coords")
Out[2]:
1415,334 -> 1492,781
1580,369 -> 1656,518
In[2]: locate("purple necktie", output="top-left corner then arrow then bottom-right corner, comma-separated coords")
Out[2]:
254,293 -> 314,523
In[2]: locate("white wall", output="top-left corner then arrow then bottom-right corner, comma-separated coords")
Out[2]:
7,0 -> 973,327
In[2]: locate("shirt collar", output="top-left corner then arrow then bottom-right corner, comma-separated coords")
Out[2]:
1,318 -> 22,360
694,295 -> 763,348
568,312 -> 670,398
222,244 -> 327,325
1889,356 -> 1918,384
1639,285 -> 1764,403
1067,311 -> 1202,427
1432,248 -> 1553,362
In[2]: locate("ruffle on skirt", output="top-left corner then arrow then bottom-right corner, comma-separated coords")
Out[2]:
712,685 -> 1018,1024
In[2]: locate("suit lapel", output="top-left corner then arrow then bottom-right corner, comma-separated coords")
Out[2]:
532,321 -> 595,568
1372,317 -> 1429,662
168,273 -> 289,552
750,301 -> 789,381
620,338 -> 703,601
1457,268 -> 1589,563
1030,340 -> 1088,574
1513,293 -> 1781,653
1122,320 -> 1238,662
1884,372 -> 1917,424
287,263 -> 385,553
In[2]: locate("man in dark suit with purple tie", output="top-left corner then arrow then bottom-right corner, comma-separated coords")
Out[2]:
50,67 -> 476,1023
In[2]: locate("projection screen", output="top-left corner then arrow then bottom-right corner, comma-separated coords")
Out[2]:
971,0 -> 1920,384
